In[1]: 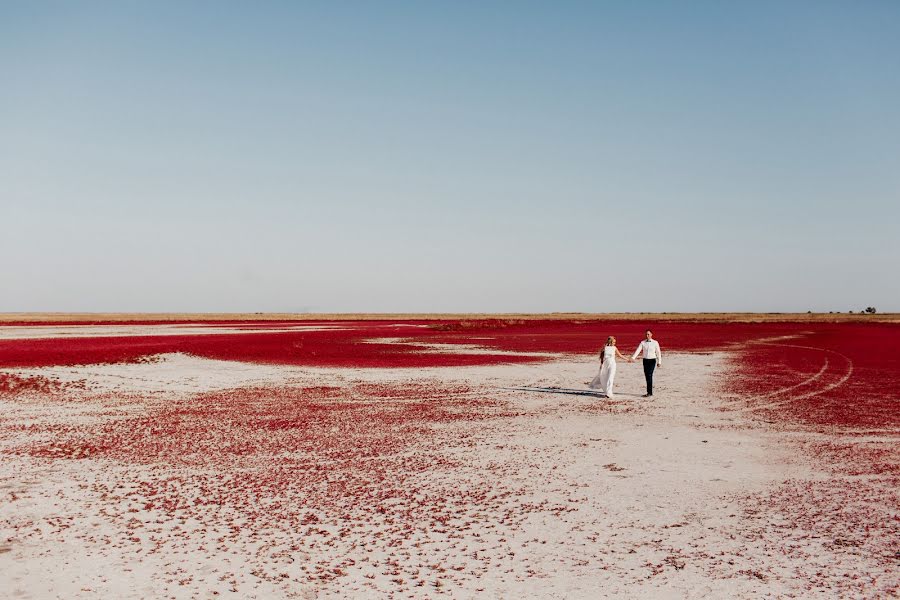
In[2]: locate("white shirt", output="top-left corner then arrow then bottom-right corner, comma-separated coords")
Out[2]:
633,339 -> 662,363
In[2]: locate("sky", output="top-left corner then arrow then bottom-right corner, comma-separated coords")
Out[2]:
2,1 -> 898,313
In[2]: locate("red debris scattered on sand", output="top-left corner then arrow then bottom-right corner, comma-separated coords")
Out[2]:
0,318 -> 774,369
5,380 -> 555,590
733,474 -> 898,595
0,373 -> 84,396
16,383 -> 493,466
2,319 -> 898,595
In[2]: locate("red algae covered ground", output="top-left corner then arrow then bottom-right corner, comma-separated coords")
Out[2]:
0,318 -> 755,369
0,322 -> 534,369
1,319 -> 898,598
0,319 -> 896,429
722,322 -> 900,430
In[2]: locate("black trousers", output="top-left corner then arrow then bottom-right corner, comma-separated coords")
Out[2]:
642,358 -> 656,395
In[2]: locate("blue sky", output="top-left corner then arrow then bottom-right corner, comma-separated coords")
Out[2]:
2,2 -> 898,312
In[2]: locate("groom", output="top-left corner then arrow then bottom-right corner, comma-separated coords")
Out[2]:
632,329 -> 662,397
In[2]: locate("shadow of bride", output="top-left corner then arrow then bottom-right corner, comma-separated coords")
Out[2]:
501,386 -> 647,399
502,386 -> 609,398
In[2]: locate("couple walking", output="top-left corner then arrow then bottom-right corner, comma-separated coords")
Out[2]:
589,329 -> 662,399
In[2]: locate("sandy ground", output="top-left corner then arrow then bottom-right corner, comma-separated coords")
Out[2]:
1,351 -> 897,598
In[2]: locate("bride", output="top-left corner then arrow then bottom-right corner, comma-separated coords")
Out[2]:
589,336 -> 631,398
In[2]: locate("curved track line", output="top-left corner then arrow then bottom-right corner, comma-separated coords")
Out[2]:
735,342 -> 854,413
746,358 -> 830,401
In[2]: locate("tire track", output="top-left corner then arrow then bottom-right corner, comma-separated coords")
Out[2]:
735,342 -> 854,413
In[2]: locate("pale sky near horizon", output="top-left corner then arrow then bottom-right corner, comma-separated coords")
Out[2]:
2,2 -> 898,313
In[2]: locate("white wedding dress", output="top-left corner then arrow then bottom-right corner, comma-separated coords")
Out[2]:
589,345 -> 617,398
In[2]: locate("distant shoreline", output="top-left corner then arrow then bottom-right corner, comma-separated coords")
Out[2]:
1,312 -> 897,323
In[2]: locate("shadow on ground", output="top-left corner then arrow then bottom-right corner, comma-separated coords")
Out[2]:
502,386 -> 621,398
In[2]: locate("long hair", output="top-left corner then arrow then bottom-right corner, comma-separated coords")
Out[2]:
606,336 -> 616,346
